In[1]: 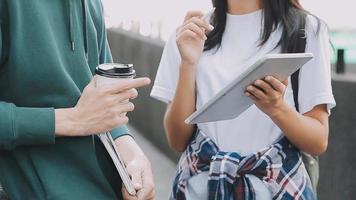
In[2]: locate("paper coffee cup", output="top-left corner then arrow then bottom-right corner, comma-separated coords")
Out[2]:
95,63 -> 136,116
95,63 -> 136,86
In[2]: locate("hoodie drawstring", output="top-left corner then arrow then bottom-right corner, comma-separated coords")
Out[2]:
81,0 -> 88,59
68,0 -> 75,51
68,0 -> 89,59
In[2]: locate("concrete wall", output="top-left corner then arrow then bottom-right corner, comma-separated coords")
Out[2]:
318,77 -> 356,199
108,28 -> 356,199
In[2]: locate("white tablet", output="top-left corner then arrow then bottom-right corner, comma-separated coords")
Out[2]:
185,53 -> 313,124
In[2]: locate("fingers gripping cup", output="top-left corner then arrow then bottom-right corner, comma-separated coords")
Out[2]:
95,63 -> 136,116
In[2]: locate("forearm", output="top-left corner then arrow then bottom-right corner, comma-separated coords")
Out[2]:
55,76 -> 149,138
271,103 -> 329,156
55,108 -> 131,138
164,62 -> 197,152
115,135 -> 155,199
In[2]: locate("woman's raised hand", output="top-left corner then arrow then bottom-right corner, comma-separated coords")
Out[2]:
176,11 -> 214,67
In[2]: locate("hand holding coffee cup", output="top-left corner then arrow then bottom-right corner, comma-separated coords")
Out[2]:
96,64 -> 138,117
55,63 -> 150,137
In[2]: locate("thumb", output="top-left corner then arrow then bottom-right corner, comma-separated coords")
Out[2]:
137,188 -> 149,200
282,79 -> 289,86
83,76 -> 97,92
90,75 -> 99,88
129,169 -> 143,190
121,186 -> 138,200
136,169 -> 155,200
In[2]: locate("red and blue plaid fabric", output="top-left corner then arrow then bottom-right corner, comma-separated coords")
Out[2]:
171,130 -> 316,200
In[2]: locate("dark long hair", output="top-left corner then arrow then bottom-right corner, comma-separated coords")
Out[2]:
204,0 -> 315,53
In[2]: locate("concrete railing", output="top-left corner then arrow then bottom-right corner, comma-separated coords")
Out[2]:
107,28 -> 356,199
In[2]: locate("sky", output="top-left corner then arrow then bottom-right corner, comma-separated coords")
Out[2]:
102,0 -> 356,40
301,0 -> 356,30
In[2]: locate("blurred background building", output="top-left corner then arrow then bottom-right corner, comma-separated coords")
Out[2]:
100,0 -> 356,199
0,1 -> 354,200
102,0 -> 356,69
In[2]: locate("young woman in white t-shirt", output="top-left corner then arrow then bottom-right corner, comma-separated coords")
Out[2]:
151,0 -> 336,199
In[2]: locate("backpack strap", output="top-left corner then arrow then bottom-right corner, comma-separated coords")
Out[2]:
291,69 -> 301,112
290,28 -> 307,112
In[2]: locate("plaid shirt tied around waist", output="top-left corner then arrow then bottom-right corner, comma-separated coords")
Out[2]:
171,130 -> 316,200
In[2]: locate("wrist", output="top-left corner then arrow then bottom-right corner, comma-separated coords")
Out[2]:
115,136 -> 145,163
55,108 -> 82,137
180,60 -> 198,71
269,101 -> 290,120
179,62 -> 197,80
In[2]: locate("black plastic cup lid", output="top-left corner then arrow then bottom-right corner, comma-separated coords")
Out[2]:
95,63 -> 136,78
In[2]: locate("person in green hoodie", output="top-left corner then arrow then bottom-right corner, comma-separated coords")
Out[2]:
0,0 -> 155,199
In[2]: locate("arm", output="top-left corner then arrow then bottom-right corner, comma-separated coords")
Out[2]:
1,15 -> 56,149
55,77 -> 150,137
272,103 -> 328,156
0,55 -> 148,151
246,76 -> 329,156
164,11 -> 214,152
98,9 -> 154,199
57,79 -> 155,200
1,79 -> 138,149
115,136 -> 155,200
164,62 -> 197,152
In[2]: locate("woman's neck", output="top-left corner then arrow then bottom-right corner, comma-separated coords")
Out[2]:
227,0 -> 263,15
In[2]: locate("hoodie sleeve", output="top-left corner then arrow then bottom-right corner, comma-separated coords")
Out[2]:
0,102 -> 56,150
0,1 -> 56,150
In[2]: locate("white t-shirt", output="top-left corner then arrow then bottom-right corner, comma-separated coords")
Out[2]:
151,10 -> 336,199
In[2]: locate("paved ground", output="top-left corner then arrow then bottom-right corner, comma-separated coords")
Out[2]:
129,126 -> 176,200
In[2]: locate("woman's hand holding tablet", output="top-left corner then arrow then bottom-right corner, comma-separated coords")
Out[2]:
185,53 -> 314,124
246,76 -> 289,117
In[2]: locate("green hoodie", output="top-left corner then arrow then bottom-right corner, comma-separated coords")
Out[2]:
0,0 -> 130,199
